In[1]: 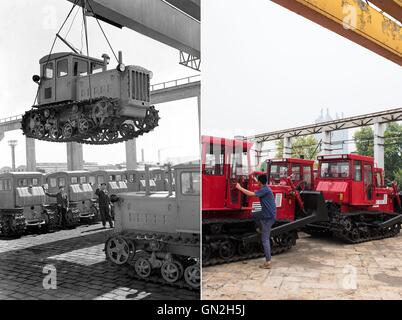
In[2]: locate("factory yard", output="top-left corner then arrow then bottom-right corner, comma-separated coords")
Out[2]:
203,232 -> 402,300
0,224 -> 198,300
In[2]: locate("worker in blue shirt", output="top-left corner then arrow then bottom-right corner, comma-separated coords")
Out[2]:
236,174 -> 276,269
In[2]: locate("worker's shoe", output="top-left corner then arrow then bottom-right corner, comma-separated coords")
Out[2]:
259,261 -> 272,269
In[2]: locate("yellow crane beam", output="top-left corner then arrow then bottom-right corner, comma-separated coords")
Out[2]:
271,0 -> 402,66
369,0 -> 402,22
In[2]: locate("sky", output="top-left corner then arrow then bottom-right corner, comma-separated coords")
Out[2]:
0,0 -> 199,168
201,0 -> 402,144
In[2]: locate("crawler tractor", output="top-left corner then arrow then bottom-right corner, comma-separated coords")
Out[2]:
202,136 -> 328,266
304,154 -> 402,242
45,171 -> 93,224
21,51 -> 159,145
0,172 -> 56,236
105,162 -> 200,290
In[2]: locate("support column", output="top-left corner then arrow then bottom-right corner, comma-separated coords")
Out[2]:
320,131 -> 332,155
283,137 -> 293,158
125,139 -> 138,170
255,141 -> 263,167
0,130 -> 4,142
25,137 -> 37,172
374,121 -> 385,169
66,142 -> 84,171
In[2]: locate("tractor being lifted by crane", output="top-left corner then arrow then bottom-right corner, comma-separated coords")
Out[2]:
21,1 -> 159,145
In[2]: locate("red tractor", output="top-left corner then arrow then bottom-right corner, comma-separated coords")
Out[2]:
304,154 -> 402,242
202,136 -> 328,266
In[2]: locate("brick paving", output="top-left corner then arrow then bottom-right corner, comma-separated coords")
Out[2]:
202,232 -> 402,300
0,223 -> 199,300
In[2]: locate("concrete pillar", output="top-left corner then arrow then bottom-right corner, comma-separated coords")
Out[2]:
0,130 -> 4,142
10,146 -> 16,171
25,137 -> 37,172
125,139 -> 138,170
320,131 -> 332,155
283,137 -> 293,158
66,142 -> 84,171
255,141 -> 263,166
374,121 -> 385,169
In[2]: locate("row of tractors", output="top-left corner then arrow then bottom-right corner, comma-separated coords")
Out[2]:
0,167 -> 174,237
202,135 -> 402,266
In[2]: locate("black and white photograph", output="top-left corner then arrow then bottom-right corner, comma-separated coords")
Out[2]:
0,0 -> 200,301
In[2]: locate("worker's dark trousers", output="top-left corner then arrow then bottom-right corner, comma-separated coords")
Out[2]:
99,205 -> 113,228
57,207 -> 67,226
252,211 -> 275,262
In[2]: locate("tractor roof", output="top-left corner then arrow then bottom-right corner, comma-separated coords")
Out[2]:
269,158 -> 315,165
318,154 -> 374,163
39,52 -> 104,64
202,135 -> 253,149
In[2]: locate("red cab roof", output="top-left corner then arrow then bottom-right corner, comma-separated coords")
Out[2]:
201,135 -> 253,150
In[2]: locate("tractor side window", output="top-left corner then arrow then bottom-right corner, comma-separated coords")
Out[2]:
364,163 -> 373,200
71,177 -> 78,184
375,172 -> 383,188
303,166 -> 312,187
57,59 -> 68,77
270,164 -> 287,180
291,165 -> 301,180
80,176 -> 86,184
354,161 -> 362,182
32,178 -> 38,186
181,172 -> 200,195
89,176 -> 96,185
97,176 -> 105,184
43,62 -> 54,79
58,178 -> 66,187
73,59 -> 89,76
2,179 -> 11,191
91,62 -> 103,74
116,175 -> 122,182
231,151 -> 249,177
320,161 -> 349,178
50,178 -> 57,188
204,144 -> 224,176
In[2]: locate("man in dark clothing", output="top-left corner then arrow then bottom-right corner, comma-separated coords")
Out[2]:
236,174 -> 276,269
95,183 -> 114,229
44,186 -> 69,226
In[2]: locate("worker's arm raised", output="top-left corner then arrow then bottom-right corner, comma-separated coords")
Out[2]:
236,183 -> 256,197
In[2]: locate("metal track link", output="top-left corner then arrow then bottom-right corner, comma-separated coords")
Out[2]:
22,98 -> 159,145
202,218 -> 296,267
105,233 -> 200,292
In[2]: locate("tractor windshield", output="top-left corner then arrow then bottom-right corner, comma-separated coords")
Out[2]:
320,161 -> 350,178
270,163 -> 288,180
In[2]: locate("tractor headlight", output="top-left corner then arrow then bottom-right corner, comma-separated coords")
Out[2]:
117,63 -> 126,72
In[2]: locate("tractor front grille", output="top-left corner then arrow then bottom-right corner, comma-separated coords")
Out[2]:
131,71 -> 150,103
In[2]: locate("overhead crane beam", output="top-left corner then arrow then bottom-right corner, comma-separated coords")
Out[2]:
271,0 -> 402,66
68,0 -> 200,58
369,0 -> 402,23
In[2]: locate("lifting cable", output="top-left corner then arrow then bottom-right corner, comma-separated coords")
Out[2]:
85,0 -> 119,64
32,0 -> 119,106
32,0 -> 80,107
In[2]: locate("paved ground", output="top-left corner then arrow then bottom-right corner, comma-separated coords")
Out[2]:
0,223 -> 199,300
202,232 -> 402,300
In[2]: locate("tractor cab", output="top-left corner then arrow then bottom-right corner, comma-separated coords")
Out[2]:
267,158 -> 315,190
36,52 -> 107,105
316,154 -> 376,209
201,135 -> 254,211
